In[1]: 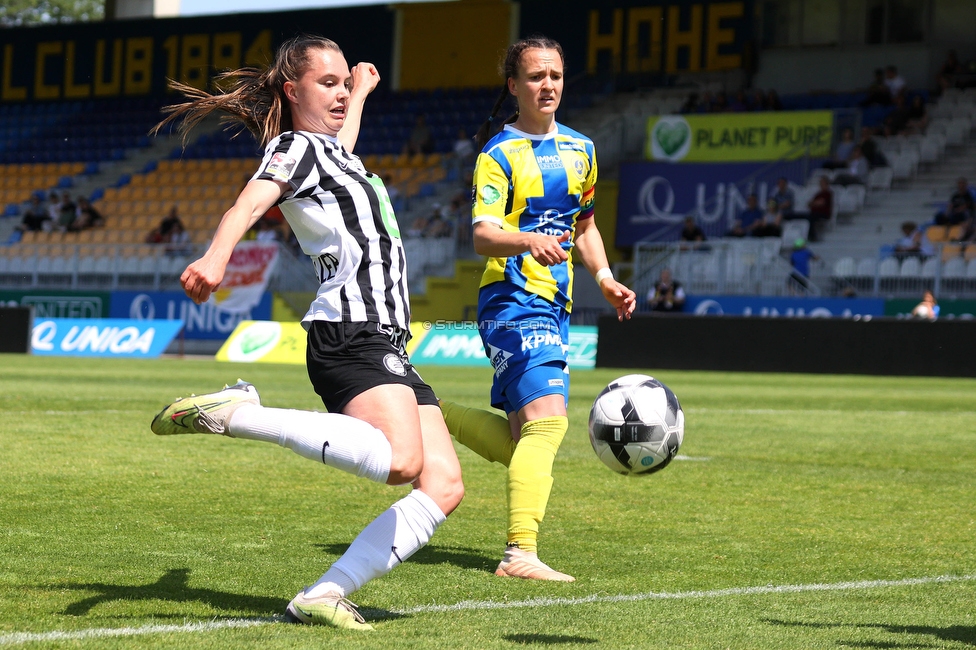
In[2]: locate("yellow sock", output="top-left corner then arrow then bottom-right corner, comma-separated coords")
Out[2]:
506,416 -> 568,554
439,400 -> 516,467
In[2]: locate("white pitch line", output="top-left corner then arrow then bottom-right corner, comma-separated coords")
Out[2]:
1,574 -> 973,646
396,573 -> 976,614
0,617 -> 276,646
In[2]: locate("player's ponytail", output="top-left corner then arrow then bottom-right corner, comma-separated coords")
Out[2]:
474,35 -> 564,151
152,35 -> 342,149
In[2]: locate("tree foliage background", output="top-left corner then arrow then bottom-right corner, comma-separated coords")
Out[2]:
1,0 -> 104,26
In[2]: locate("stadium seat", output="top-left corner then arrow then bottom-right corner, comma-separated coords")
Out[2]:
967,258 -> 976,278
943,257 -> 966,278
942,244 -> 962,262
878,257 -> 900,278
899,256 -> 921,277
920,257 -> 939,278
832,257 -> 855,277
925,225 -> 948,243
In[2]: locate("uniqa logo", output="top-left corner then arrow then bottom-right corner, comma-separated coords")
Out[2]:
636,176 -> 683,223
649,116 -> 691,161
32,321 -> 155,354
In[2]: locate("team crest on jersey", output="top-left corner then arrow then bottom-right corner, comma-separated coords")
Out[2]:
481,184 -> 501,205
574,159 -> 586,179
383,353 -> 408,376
266,152 -> 297,181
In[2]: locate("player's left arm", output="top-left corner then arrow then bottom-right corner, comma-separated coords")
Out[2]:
337,63 -> 380,153
574,216 -> 636,320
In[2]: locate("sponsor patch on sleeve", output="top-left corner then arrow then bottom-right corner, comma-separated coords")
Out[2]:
265,152 -> 298,182
480,184 -> 501,205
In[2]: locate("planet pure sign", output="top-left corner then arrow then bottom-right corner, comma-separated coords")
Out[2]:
646,111 -> 833,163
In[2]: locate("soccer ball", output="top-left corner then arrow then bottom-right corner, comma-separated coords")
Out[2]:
588,374 -> 684,476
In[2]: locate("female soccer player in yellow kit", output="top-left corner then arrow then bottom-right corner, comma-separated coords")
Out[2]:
441,36 -> 636,581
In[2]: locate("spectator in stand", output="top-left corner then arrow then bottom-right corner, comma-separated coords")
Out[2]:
404,114 -> 434,156
724,219 -> 747,237
452,127 -> 475,176
679,215 -> 706,244
804,176 -> 833,241
754,198 -> 783,237
884,93 -> 925,137
69,196 -> 103,231
647,268 -> 685,312
823,128 -> 856,170
906,94 -> 929,133
712,91 -> 729,112
857,127 -> 888,168
696,91 -> 713,113
146,206 -> 186,244
859,69 -> 892,107
833,146 -> 870,186
911,289 -> 939,320
56,191 -> 77,232
17,195 -> 52,232
737,193 -> 764,233
164,219 -> 193,256
934,177 -> 975,227
47,191 -> 62,222
771,177 -> 795,219
679,92 -> 699,113
788,238 -> 819,293
729,90 -> 749,112
937,50 -> 962,92
751,89 -> 767,111
766,89 -> 783,110
884,65 -> 907,98
894,221 -> 934,259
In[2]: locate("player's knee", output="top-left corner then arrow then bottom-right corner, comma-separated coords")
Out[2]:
388,453 -> 424,485
425,468 -> 464,515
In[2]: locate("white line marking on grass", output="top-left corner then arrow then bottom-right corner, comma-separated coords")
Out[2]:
395,573 -> 976,615
0,617 -> 278,646
674,455 -> 710,461
1,574 -> 973,645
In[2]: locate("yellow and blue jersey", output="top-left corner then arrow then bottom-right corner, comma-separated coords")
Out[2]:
472,122 -> 597,312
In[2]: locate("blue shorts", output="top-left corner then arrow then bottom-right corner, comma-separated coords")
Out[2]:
478,282 -> 570,414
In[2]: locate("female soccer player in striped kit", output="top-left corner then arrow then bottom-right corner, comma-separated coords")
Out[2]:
149,35 -> 463,630
440,36 -> 636,581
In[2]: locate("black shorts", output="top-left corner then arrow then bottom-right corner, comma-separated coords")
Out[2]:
306,320 -> 438,413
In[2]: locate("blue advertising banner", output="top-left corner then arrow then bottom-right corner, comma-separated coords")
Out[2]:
110,291 -> 272,341
685,296 -> 885,318
31,318 -> 184,357
615,159 -> 817,246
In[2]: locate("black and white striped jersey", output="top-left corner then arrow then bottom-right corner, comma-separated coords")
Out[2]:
253,131 -> 409,329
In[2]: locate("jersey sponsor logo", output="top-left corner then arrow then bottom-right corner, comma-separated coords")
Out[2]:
558,141 -> 585,152
266,152 -> 297,181
536,154 -> 564,170
548,378 -> 564,387
383,352 -> 408,376
481,184 -> 502,205
507,144 -> 530,156
520,329 -> 563,352
313,252 -> 339,283
486,343 -> 513,376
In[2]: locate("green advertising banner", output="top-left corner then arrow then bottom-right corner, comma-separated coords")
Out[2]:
885,298 -> 976,318
408,323 -> 598,369
0,290 -> 109,318
645,111 -> 833,162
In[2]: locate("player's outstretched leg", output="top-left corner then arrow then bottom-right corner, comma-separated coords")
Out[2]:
151,380 -> 259,435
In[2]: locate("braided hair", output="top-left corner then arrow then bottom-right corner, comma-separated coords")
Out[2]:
474,35 -> 565,150
151,35 -> 343,149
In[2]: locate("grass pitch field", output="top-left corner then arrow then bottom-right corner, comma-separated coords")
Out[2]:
1,354 -> 974,649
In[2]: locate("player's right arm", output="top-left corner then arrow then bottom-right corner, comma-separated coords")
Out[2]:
181,178 -> 285,304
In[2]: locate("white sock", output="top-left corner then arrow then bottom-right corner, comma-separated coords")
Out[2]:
228,405 -> 392,484
305,490 -> 446,598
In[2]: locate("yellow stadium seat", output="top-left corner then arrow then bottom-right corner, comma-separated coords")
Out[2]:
965,244 -> 976,261
948,224 -> 966,241
197,159 -> 216,171
942,244 -> 962,262
90,230 -> 108,244
157,160 -> 176,172
213,159 -> 231,171
74,230 -> 94,243
925,225 -> 947,243
102,187 -> 120,201
19,231 -> 38,244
